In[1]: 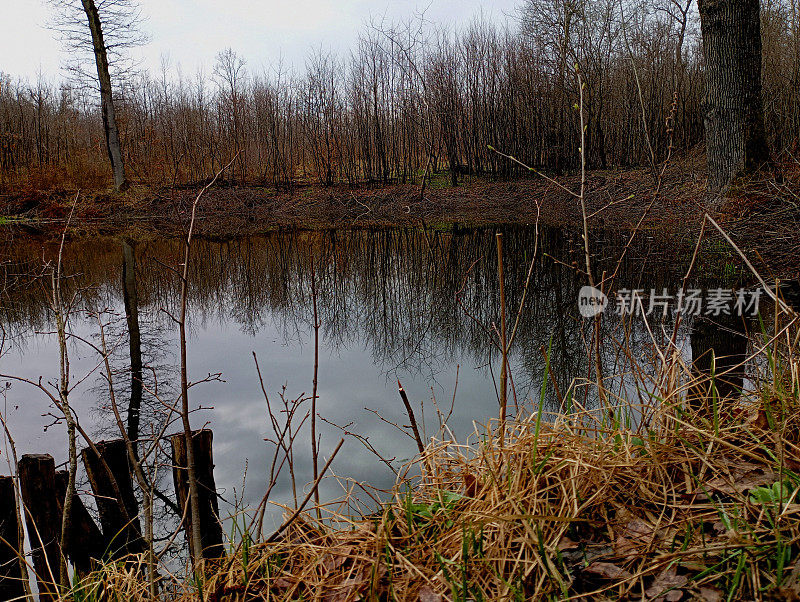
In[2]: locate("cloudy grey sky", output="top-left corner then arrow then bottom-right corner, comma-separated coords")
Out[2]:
2,0 -> 520,81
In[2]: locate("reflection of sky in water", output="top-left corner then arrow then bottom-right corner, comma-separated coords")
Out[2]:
195,311 -> 510,531
1,297 -> 520,533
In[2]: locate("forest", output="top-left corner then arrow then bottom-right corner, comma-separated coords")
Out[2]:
1,0 -> 800,601
1,0 -> 797,191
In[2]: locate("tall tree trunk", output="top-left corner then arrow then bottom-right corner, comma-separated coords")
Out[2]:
81,0 -> 128,191
699,0 -> 769,200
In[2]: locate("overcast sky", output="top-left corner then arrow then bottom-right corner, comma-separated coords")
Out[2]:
2,0 -> 521,82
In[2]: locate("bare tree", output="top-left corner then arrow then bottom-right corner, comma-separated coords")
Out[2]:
122,239 -> 143,443
81,0 -> 127,190
213,48 -> 247,181
49,0 -> 147,191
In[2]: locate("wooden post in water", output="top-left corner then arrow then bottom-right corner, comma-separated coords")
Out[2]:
18,454 -> 64,602
171,429 -> 224,559
81,439 -> 144,558
55,470 -> 106,576
0,476 -> 26,601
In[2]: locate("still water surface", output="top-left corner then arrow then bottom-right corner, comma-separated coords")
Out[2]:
0,226 -> 741,534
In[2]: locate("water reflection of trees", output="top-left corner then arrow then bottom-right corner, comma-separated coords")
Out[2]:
1,226 -> 709,409
0,226 -> 766,570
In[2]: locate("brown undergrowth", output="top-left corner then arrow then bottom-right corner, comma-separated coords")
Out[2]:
4,152 -> 800,281
77,317 -> 800,602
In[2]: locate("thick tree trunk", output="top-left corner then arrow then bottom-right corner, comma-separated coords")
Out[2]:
690,314 -> 748,404
81,0 -> 128,191
18,455 -> 64,602
699,0 -> 770,200
81,440 -> 145,558
0,477 -> 26,601
170,430 -> 224,560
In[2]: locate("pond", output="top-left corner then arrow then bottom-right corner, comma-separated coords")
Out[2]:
0,225 -> 752,541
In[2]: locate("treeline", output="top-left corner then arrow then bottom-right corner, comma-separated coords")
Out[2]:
1,0 -> 798,191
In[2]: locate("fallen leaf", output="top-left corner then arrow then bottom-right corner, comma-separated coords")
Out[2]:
418,585 -> 442,602
754,409 -> 770,430
697,586 -> 724,602
646,566 -> 688,600
464,473 -> 479,497
584,561 -> 633,580
319,545 -> 353,571
783,561 -> 800,595
325,575 -> 369,602
354,521 -> 376,534
560,543 -> 614,568
273,577 -> 294,589
712,521 -> 727,534
762,587 -> 800,602
615,518 -> 655,558
701,464 -> 776,496
557,535 -> 580,551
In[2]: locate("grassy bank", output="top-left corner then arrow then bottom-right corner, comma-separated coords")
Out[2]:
66,313 -> 800,601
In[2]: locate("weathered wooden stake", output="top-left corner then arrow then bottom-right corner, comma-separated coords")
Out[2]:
81,439 -> 144,558
54,470 -> 106,576
18,454 -> 64,602
171,429 -> 224,559
0,476 -> 26,601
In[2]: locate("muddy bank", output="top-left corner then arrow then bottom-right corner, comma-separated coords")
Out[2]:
0,172 -> 687,232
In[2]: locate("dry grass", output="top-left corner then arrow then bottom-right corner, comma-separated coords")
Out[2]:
71,314 -> 800,602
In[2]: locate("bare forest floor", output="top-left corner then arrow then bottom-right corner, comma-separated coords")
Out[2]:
2,150 -> 799,278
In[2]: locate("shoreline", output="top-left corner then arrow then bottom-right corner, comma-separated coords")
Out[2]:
1,158 -> 798,279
